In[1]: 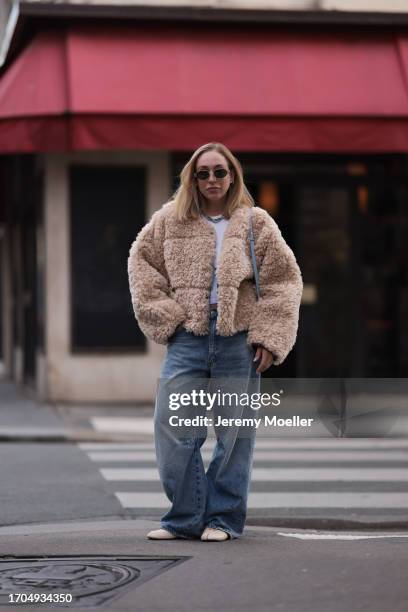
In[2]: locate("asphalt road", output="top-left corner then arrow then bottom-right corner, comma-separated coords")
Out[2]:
0,442 -> 122,526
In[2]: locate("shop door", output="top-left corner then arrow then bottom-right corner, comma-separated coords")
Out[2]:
295,182 -> 356,378
295,176 -> 408,378
245,173 -> 358,378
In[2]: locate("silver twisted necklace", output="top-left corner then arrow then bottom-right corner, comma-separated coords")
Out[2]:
201,212 -> 225,223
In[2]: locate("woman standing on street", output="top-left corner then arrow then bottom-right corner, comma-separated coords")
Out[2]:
128,142 -> 303,541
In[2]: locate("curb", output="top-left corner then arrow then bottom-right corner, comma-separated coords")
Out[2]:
0,517 -> 406,536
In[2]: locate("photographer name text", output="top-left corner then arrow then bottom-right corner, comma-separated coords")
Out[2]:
168,415 -> 314,428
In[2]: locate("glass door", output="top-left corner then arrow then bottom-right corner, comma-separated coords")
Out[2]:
295,182 -> 355,378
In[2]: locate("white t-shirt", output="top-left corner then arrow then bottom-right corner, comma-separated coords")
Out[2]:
202,215 -> 230,304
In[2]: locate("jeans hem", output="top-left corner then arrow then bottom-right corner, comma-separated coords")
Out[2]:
160,523 -> 200,540
205,521 -> 241,540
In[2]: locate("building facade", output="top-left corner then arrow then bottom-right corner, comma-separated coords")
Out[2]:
0,0 -> 407,402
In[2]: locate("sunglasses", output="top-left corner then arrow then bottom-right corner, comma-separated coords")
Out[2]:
194,168 -> 229,180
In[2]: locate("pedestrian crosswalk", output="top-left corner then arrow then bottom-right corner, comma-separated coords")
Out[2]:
77,438 -> 408,514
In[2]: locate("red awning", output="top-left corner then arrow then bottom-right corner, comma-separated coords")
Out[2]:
2,25 -> 408,152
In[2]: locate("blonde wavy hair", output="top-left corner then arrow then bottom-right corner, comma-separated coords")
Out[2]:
171,142 -> 255,221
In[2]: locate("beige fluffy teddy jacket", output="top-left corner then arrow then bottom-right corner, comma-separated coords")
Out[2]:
127,201 -> 303,365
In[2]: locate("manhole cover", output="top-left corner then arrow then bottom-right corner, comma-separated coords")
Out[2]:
0,555 -> 189,607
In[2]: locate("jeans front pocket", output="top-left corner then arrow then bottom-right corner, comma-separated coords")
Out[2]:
168,324 -> 189,343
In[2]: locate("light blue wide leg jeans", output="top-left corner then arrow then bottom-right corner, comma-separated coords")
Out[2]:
154,309 -> 261,540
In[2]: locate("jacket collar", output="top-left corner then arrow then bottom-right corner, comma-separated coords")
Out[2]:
195,205 -> 250,241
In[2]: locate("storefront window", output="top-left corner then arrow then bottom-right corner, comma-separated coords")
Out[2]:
69,165 -> 146,352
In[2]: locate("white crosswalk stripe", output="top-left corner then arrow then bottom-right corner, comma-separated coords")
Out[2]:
77,437 -> 408,513
85,450 -> 408,462
100,467 -> 408,482
115,491 -> 408,509
79,438 -> 408,449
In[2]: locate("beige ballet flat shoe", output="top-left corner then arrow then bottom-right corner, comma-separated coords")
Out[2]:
201,527 -> 230,541
147,528 -> 178,540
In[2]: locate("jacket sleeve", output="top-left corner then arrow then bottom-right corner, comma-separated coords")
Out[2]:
127,211 -> 186,345
247,211 -> 303,365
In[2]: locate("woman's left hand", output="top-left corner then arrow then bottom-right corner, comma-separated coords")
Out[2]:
253,346 -> 275,374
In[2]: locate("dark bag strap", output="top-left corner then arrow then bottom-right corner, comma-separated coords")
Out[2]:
248,207 -> 261,301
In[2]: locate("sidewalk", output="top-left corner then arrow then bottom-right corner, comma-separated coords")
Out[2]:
0,517 -> 407,611
0,379 -> 71,441
0,379 -> 154,442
